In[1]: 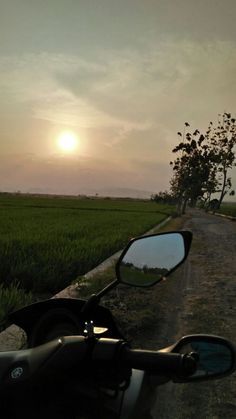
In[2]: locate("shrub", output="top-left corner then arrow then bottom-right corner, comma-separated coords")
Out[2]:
0,283 -> 33,331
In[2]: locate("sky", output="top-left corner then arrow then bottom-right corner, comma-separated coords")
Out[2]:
1,0 -> 236,197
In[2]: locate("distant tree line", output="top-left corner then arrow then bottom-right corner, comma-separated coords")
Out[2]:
150,190 -> 177,205
121,261 -> 168,276
152,112 -> 236,215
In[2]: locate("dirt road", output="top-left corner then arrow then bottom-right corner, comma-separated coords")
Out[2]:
150,209 -> 236,419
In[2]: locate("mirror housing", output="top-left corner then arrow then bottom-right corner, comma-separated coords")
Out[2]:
169,334 -> 236,382
116,231 -> 192,287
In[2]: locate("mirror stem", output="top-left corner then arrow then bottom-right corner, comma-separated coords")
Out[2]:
81,294 -> 100,315
81,279 -> 119,315
96,279 -> 119,299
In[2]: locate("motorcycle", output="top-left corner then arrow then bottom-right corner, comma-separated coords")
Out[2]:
0,230 -> 235,419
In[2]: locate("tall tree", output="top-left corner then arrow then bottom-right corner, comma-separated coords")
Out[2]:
170,125 -> 212,214
206,113 -> 236,208
170,113 -> 236,214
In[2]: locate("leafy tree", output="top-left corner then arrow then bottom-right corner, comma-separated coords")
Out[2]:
150,190 -> 176,205
170,113 -> 236,214
205,113 -> 236,208
170,124 -> 213,214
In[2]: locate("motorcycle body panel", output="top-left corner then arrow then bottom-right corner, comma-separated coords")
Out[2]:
8,298 -> 124,344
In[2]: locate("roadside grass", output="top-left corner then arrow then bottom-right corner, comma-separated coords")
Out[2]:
75,264 -> 117,298
218,202 -> 236,218
0,283 -> 33,331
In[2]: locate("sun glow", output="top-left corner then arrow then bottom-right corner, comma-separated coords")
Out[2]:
57,131 -> 79,153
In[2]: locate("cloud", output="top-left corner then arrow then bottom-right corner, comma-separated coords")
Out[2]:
1,40 -> 236,135
1,39 -> 236,194
54,41 -> 236,128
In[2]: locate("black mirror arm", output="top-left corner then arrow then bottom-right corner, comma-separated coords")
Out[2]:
81,279 -> 119,315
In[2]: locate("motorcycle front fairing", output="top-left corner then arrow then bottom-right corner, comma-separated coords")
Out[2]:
8,298 -> 124,346
70,369 -> 158,419
6,299 -> 157,419
0,366 -> 155,419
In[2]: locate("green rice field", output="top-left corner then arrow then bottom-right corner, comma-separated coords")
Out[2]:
218,202 -> 236,218
0,194 -> 174,294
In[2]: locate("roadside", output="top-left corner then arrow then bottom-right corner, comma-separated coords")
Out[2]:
151,208 -> 236,419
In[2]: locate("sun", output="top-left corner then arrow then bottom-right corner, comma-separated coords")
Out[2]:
57,131 -> 79,153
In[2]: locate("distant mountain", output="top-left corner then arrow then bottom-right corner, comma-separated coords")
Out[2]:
3,186 -> 154,200
98,187 -> 154,199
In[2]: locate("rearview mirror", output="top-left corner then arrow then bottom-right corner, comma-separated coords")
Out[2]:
116,231 -> 192,287
170,335 -> 236,382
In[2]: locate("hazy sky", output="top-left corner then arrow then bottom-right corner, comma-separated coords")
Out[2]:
1,0 -> 236,196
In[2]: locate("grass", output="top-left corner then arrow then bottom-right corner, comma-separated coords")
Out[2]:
75,263 -> 117,298
119,264 -> 166,286
0,193 -> 175,294
218,202 -> 236,218
0,282 -> 33,331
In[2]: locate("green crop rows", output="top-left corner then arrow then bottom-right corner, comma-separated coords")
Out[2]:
218,203 -> 236,218
0,194 -> 174,295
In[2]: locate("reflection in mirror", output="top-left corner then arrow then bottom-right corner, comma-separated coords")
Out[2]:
180,341 -> 232,378
118,233 -> 185,287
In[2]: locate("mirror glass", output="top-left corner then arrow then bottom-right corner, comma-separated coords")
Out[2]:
118,233 -> 185,286
179,340 -> 233,378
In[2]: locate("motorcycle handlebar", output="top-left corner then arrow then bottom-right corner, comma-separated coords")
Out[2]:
120,347 -> 197,377
0,336 -> 196,388
92,338 -> 197,378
